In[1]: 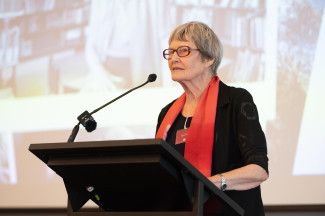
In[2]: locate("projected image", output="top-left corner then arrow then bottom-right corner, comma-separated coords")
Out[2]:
267,0 -> 325,176
0,0 -> 269,100
0,134 -> 16,184
0,0 -> 325,208
293,7 -> 325,176
0,0 -> 275,131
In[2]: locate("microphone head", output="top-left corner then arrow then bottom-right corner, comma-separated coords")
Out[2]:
77,111 -> 97,132
147,74 -> 157,82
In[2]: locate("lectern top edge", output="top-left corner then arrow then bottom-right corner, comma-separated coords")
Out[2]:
29,138 -> 163,149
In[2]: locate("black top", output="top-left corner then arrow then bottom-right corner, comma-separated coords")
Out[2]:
165,114 -> 192,154
156,81 -> 268,216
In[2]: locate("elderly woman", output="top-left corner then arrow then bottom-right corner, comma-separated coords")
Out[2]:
156,21 -> 269,215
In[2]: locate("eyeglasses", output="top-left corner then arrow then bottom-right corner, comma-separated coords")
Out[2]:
163,46 -> 200,60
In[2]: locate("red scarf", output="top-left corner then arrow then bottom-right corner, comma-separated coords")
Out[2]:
156,76 -> 220,177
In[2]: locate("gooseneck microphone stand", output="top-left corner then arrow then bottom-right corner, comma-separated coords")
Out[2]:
67,74 -> 157,143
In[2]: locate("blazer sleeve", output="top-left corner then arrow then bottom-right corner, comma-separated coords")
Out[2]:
235,89 -> 269,174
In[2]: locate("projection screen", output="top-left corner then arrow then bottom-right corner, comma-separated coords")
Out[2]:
0,0 -> 324,208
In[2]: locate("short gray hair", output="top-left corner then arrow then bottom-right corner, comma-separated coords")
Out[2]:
169,21 -> 223,75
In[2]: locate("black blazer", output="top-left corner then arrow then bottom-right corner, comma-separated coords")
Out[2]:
156,81 -> 268,216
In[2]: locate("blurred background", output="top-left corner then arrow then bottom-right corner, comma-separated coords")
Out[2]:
0,0 -> 324,214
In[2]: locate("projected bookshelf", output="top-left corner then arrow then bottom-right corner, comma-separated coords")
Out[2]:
0,0 -> 90,97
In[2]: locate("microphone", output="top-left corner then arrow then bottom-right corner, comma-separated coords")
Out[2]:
147,73 -> 157,82
67,73 -> 157,143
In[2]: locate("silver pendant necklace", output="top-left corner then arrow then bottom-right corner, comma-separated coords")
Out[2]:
184,117 -> 190,129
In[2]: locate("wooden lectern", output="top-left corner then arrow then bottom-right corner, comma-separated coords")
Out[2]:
29,139 -> 244,216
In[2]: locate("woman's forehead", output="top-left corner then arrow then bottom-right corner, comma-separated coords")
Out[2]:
169,39 -> 194,48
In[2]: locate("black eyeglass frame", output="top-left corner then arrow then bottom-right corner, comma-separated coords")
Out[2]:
162,46 -> 200,60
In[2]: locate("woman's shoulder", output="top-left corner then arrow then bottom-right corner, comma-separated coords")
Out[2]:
157,99 -> 177,125
219,81 -> 254,103
161,99 -> 176,112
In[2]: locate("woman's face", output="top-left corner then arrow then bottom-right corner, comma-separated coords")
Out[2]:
168,39 -> 213,83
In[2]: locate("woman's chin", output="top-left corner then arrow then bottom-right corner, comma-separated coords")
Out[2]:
171,73 -> 187,82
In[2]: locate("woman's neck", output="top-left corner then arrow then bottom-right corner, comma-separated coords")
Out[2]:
180,73 -> 214,116
181,73 -> 213,97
